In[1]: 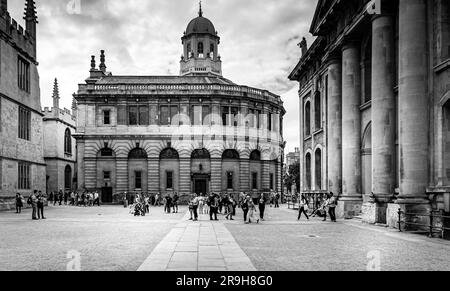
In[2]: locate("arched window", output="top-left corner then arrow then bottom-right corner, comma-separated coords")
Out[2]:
191,148 -> 211,159
314,93 -> 321,130
222,149 -> 240,160
305,102 -> 311,137
198,42 -> 204,56
250,150 -> 261,161
210,43 -> 214,58
64,165 -> 72,190
64,128 -> 72,154
187,42 -> 192,57
128,148 -> 148,159
160,148 -> 179,160
305,153 -> 312,190
362,123 -> 372,194
315,148 -> 322,190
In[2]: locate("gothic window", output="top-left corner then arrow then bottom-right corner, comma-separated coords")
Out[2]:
65,165 -> 72,190
305,153 -> 312,190
222,150 -> 240,160
314,93 -> 321,130
315,148 -> 322,190
18,162 -> 30,190
250,150 -> 261,161
17,57 -> 30,93
160,148 -> 179,160
128,148 -> 148,159
305,101 -> 311,137
64,128 -> 72,155
191,149 -> 211,159
18,107 -> 30,141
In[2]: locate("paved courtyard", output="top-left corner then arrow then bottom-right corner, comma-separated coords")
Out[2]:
1,204 -> 450,271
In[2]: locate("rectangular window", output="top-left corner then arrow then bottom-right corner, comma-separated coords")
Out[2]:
17,57 -> 30,92
270,173 -> 274,190
129,106 -> 138,125
170,106 -> 179,126
257,110 -> 261,128
117,105 -> 127,125
160,106 -> 169,126
18,162 -> 30,190
104,171 -> 111,180
252,172 -> 258,190
222,106 -> 229,126
166,171 -> 173,189
191,105 -> 202,126
202,105 -> 210,126
103,110 -> 111,125
231,107 -> 239,126
18,107 -> 31,141
227,172 -> 233,189
248,109 -> 255,128
135,171 -> 142,189
139,106 -> 149,126
268,113 -> 273,131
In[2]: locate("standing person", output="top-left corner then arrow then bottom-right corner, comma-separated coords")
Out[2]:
274,192 -> 280,208
218,193 -> 223,214
192,194 -> 200,221
53,191 -> 58,206
247,198 -> 259,224
89,192 -> 94,207
188,195 -> 195,220
328,192 -> 337,222
144,195 -> 150,214
64,191 -> 68,205
28,190 -> 38,220
172,192 -> 179,213
225,196 -> 235,221
37,191 -> 46,220
49,192 -> 54,204
208,193 -> 219,221
58,190 -> 63,206
165,195 -> 172,214
258,193 -> 267,221
155,193 -> 160,207
321,195 -> 330,222
70,191 -> 75,206
16,193 -> 23,214
75,192 -> 79,206
241,195 -> 250,223
298,195 -> 310,221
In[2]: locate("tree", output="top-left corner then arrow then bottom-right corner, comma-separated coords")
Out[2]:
284,162 -> 300,194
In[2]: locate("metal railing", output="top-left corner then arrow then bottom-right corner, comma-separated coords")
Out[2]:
398,208 -> 450,239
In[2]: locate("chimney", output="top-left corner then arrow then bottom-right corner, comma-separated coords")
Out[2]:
99,50 -> 106,73
299,37 -> 308,56
90,55 -> 96,71
0,0 -> 7,17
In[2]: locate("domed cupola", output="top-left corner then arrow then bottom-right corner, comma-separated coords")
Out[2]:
180,2 -> 222,76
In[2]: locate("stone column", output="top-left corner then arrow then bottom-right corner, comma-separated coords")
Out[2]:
340,43 -> 362,218
76,139 -> 85,191
365,15 -> 396,224
326,59 -> 342,196
396,0 -> 430,215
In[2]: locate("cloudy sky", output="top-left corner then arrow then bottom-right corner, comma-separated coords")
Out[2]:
9,0 -> 318,153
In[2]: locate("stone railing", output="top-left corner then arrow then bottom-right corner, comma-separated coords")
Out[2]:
77,83 -> 281,104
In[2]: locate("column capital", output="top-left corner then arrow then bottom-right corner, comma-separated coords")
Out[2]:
341,38 -> 361,52
324,53 -> 341,66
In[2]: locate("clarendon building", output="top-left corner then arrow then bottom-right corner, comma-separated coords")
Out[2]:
289,0 -> 450,229
74,7 -> 285,203
0,0 -> 44,210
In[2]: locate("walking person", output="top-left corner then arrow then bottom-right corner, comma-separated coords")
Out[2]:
297,195 -> 310,221
58,190 -> 63,206
241,195 -> 250,223
208,193 -> 219,221
247,198 -> 259,224
188,195 -> 195,220
258,193 -> 267,221
16,193 -> 23,214
321,195 -> 330,221
274,192 -> 280,208
225,196 -> 235,220
94,191 -> 100,206
172,192 -> 179,213
164,194 -> 172,214
144,195 -> 150,214
328,192 -> 337,222
37,191 -> 46,220
155,193 -> 160,207
192,194 -> 200,221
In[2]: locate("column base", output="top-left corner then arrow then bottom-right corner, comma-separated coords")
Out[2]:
336,199 -> 363,219
386,202 -> 431,231
361,202 -> 388,224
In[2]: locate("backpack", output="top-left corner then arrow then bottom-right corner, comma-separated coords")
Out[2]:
27,196 -> 32,205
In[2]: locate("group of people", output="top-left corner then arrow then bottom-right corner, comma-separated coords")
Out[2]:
49,190 -> 100,207
297,192 -> 338,222
15,190 -> 47,220
129,192 -> 180,216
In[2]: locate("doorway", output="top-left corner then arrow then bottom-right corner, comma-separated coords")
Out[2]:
101,187 -> 113,203
194,179 -> 207,196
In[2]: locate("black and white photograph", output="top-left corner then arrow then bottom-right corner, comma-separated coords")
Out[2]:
0,0 -> 450,277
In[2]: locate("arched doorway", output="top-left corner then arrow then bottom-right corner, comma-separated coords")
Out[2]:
64,165 -> 72,191
191,149 -> 211,195
362,123 -> 372,195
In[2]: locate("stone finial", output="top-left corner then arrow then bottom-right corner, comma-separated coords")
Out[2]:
99,50 -> 106,73
198,0 -> 203,17
90,55 -> 96,70
23,0 -> 37,38
52,78 -> 60,117
71,96 -> 77,112
299,37 -> 308,56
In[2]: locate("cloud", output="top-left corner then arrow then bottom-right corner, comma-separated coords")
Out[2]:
8,0 -> 318,154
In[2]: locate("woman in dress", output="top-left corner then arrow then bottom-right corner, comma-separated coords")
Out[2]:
247,198 -> 259,224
